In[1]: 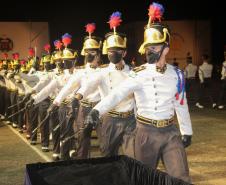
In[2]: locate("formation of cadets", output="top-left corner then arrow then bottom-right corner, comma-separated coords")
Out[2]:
184,52 -> 226,109
0,2 -> 225,183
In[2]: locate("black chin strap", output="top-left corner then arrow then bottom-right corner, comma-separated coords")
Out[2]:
156,44 -> 167,62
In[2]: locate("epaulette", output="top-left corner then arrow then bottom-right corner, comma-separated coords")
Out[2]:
133,65 -> 146,73
99,64 -> 109,68
75,65 -> 85,69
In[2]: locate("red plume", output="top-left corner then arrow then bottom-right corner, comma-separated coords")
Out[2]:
14,53 -> 20,60
28,48 -> 35,56
148,2 -> 164,23
108,12 -> 122,29
85,23 -> 96,34
44,44 -> 51,53
2,53 -> 8,59
54,40 -> 62,50
62,33 -> 72,47
20,60 -> 26,65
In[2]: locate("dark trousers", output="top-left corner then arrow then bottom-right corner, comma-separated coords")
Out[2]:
197,78 -> 215,105
10,91 -> 18,123
0,86 -> 6,115
59,100 -> 78,160
17,95 -> 25,129
5,89 -> 11,118
38,99 -> 51,147
185,78 -> 198,103
218,79 -> 226,105
98,114 -> 136,157
135,122 -> 190,183
29,105 -> 39,141
50,110 -> 60,154
76,105 -> 93,159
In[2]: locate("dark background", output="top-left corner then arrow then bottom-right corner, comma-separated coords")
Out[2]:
1,0 -> 225,65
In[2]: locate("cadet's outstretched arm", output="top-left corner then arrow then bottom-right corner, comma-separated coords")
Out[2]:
94,78 -> 140,116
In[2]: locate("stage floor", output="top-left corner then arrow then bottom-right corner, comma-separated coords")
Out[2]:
0,106 -> 226,185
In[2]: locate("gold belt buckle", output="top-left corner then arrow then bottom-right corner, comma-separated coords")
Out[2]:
157,120 -> 165,128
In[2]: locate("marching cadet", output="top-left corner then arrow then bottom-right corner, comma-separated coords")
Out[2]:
7,53 -> 20,128
25,40 -> 63,154
18,54 -> 41,139
0,60 -> 5,118
84,3 -> 192,183
52,23 -> 102,159
26,44 -> 56,151
217,53 -> 226,109
48,39 -> 64,160
1,54 -> 11,123
76,12 -> 136,157
14,60 -> 29,133
0,54 -> 8,119
184,57 -> 198,102
28,33 -> 78,159
27,47 -> 38,74
196,54 -> 216,108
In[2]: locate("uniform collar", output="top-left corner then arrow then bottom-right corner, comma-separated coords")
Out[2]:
86,63 -> 97,69
63,69 -> 70,74
109,60 -> 127,71
144,63 -> 169,74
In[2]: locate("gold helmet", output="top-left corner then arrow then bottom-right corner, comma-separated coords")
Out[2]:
51,40 -> 63,62
61,33 -> 78,60
20,60 -> 28,73
138,2 -> 170,54
12,53 -> 20,67
62,48 -> 77,60
2,53 -> 8,67
81,23 -> 102,56
40,44 -> 51,66
102,12 -> 127,55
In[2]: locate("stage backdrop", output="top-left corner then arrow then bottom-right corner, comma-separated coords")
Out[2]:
121,20 -> 211,69
0,22 -> 49,59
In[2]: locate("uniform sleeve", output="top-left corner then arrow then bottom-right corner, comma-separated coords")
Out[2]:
77,72 -> 102,98
32,74 -> 51,93
173,93 -> 193,136
28,67 -> 36,75
184,67 -> 188,78
94,77 -> 140,116
33,79 -> 58,104
53,73 -> 82,104
221,63 -> 226,80
20,72 -> 40,82
198,67 -> 204,83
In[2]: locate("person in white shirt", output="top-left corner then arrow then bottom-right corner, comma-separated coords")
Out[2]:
52,23 -> 102,159
28,34 -> 79,159
76,12 -> 136,157
217,54 -> 226,109
184,58 -> 198,103
0,55 -> 8,120
8,53 -> 20,128
83,3 -> 192,183
196,54 -> 216,108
